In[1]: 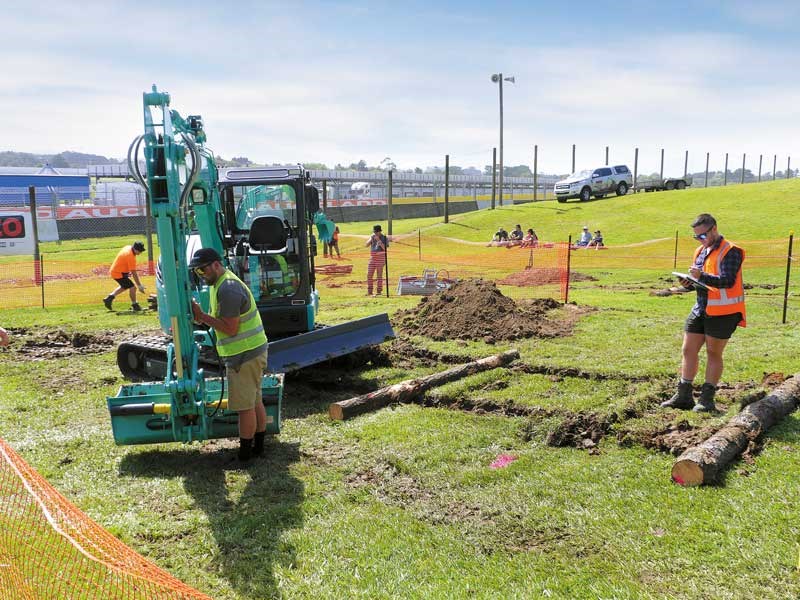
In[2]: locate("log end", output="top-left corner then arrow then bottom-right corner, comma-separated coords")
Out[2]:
329,403 -> 345,421
671,459 -> 704,487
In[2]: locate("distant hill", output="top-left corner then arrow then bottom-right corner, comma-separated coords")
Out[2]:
0,151 -> 123,169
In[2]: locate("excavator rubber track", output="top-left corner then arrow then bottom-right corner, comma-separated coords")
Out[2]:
118,313 -> 395,381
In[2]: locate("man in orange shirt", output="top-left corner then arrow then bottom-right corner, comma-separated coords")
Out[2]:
103,241 -> 146,311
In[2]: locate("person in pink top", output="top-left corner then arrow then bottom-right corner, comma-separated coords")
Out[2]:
365,225 -> 389,296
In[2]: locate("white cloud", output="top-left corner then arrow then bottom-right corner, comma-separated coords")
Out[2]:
0,4 -> 796,176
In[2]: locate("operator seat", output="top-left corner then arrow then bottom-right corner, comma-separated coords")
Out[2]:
248,215 -> 287,254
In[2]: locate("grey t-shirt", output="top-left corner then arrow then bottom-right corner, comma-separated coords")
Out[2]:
215,276 -> 268,368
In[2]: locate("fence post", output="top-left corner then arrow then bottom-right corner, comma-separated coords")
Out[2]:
322,179 -> 328,212
705,152 -> 709,187
144,189 -> 154,274
533,145 -> 538,202
673,230 -> 679,269
758,154 -> 762,183
491,147 -> 497,210
418,229 -> 421,261
605,146 -> 609,166
29,186 -> 42,286
564,236 -> 572,304
633,147 -> 639,192
660,148 -> 664,181
684,150 -> 688,178
788,157 -> 792,179
387,170 -> 393,235
41,254 -> 45,308
571,144 -> 576,173
773,155 -> 777,181
444,155 -> 450,223
741,153 -> 746,184
783,232 -> 794,324
724,153 -> 729,186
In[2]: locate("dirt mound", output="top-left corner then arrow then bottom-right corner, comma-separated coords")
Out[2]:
499,268 -> 597,286
394,279 -> 571,342
13,328 -> 117,359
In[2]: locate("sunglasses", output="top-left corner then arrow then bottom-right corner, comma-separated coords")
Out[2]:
693,226 -> 713,240
194,264 -> 212,276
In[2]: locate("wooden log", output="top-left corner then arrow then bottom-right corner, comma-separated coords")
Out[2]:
329,349 -> 520,421
671,374 -> 800,486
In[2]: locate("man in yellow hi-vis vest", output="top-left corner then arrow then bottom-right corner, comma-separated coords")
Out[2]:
662,213 -> 745,413
189,248 -> 269,462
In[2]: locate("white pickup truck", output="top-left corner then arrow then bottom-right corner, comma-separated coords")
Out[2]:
554,165 -> 632,203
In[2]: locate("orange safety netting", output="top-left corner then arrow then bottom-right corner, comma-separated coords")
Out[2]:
0,439 -> 211,600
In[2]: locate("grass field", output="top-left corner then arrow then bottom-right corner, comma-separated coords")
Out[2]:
1,179 -> 800,599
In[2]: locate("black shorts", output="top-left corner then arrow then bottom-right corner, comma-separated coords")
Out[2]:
115,276 -> 135,290
684,312 -> 742,340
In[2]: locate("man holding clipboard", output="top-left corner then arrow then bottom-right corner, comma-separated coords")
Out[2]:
661,213 -> 745,412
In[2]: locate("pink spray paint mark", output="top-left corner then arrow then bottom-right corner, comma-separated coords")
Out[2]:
489,454 -> 518,469
672,474 -> 685,486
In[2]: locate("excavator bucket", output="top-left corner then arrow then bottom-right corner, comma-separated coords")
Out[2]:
107,374 -> 283,445
268,313 -> 395,372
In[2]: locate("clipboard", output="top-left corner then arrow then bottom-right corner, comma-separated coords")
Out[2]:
672,271 -> 709,290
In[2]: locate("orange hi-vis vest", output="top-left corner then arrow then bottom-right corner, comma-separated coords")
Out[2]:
693,240 -> 746,327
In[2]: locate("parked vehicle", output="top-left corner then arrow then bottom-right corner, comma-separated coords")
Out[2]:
554,165 -> 632,203
636,175 -> 693,192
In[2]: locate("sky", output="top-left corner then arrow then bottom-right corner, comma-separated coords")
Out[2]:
1,0 -> 798,176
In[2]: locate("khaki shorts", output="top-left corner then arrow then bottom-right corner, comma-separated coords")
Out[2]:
227,351 -> 268,411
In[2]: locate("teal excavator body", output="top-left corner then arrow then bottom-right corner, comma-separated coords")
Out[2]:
108,86 -> 393,445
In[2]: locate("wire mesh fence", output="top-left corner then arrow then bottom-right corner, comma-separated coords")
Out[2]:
0,438 -> 211,600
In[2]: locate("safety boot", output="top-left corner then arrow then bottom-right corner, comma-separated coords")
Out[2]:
238,438 -> 253,462
131,302 -> 142,312
103,295 -> 114,310
253,431 -> 266,457
693,383 -> 717,412
660,381 -> 694,409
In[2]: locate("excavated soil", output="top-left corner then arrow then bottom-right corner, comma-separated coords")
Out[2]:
499,268 -> 597,286
394,279 -> 581,342
8,327 -> 118,359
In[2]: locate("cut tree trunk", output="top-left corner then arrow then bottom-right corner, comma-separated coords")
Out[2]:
329,349 -> 520,421
671,374 -> 800,486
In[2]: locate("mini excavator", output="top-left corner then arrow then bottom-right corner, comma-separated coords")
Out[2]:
107,86 -> 394,445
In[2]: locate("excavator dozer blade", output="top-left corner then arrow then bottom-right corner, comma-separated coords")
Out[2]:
267,313 -> 395,373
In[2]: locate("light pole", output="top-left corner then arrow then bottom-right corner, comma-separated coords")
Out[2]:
491,73 -> 514,206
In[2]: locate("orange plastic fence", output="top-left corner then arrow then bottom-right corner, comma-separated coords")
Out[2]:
0,235 -> 793,310
0,439 -> 211,600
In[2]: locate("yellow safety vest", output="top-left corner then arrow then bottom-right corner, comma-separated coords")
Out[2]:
209,269 -> 267,357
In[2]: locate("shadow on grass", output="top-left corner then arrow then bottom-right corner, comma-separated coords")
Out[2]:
120,441 -> 303,599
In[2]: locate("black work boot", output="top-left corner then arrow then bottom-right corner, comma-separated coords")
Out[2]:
131,302 -> 142,312
693,383 -> 717,412
253,431 -> 266,457
103,295 -> 114,310
238,437 -> 253,462
660,381 -> 694,409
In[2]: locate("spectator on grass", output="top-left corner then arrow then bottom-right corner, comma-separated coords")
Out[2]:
365,225 -> 389,296
509,224 -> 524,243
103,241 -> 146,312
661,213 -> 745,413
329,226 -> 341,258
189,248 -> 269,463
0,327 -> 8,347
587,230 -> 604,248
492,227 -> 509,242
576,226 -> 592,247
520,228 -> 539,248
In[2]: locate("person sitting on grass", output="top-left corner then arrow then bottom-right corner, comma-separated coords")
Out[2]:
587,230 -> 604,248
488,227 -> 510,247
576,226 -> 592,247
520,228 -> 539,248
508,224 -> 524,245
